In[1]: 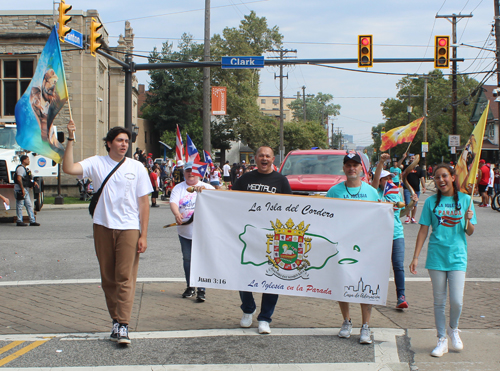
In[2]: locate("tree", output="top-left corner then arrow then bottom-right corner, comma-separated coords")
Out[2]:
288,92 -> 341,123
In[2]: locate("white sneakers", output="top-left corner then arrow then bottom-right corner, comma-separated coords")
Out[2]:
359,324 -> 372,344
447,326 -> 463,350
258,321 -> 271,334
431,337 -> 448,357
338,319 -> 352,338
240,310 -> 256,328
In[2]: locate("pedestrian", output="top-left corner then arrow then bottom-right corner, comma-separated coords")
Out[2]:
325,152 -> 380,344
63,120 -> 153,345
232,146 -> 292,334
477,159 -> 490,207
209,165 -> 221,189
230,163 -> 239,185
172,160 -> 185,186
390,154 -> 406,186
402,154 -> 426,224
372,153 -> 418,310
150,164 -> 160,207
169,161 -> 215,302
223,160 -> 231,186
494,165 -> 500,194
410,163 -> 476,357
14,155 -> 40,226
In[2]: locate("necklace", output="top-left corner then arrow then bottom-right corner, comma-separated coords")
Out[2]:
345,183 -> 362,197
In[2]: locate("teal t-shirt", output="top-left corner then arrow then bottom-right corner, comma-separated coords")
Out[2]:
419,192 -> 477,272
378,188 -> 404,240
326,181 -> 379,201
390,166 -> 402,183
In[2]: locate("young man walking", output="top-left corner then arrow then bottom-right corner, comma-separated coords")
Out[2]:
63,120 -> 152,345
14,155 -> 40,226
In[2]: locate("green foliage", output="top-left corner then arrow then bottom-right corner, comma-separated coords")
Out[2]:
287,92 -> 341,123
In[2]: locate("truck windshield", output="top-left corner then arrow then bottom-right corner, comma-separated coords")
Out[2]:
281,154 -> 365,176
0,127 -> 21,150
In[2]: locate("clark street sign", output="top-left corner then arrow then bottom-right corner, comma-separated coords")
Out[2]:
221,56 -> 264,69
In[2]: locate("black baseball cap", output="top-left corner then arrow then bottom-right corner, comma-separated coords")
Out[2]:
343,152 -> 362,164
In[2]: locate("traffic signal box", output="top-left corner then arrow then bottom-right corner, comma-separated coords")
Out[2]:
358,35 -> 373,68
58,0 -> 72,41
434,36 -> 450,69
90,18 -> 103,57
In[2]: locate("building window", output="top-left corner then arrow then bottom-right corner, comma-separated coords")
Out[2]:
272,108 -> 279,110
1,59 -> 35,117
261,99 -> 266,104
272,99 -> 279,105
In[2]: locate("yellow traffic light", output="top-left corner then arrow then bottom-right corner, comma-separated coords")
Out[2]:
90,18 -> 103,57
58,0 -> 72,42
358,35 -> 373,68
434,36 -> 450,69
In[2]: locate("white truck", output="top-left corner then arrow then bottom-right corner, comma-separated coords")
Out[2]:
0,122 -> 58,216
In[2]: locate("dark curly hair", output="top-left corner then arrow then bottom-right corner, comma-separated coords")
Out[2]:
432,163 -> 461,213
103,127 -> 131,152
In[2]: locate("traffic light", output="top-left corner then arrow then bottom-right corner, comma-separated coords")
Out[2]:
358,35 -> 373,68
434,36 -> 450,69
90,18 -> 103,57
58,0 -> 72,42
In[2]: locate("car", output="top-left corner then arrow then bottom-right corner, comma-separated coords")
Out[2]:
279,149 -> 371,196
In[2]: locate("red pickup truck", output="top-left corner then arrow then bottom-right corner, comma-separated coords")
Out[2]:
279,149 -> 371,196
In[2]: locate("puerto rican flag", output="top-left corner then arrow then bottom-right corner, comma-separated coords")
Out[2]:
175,125 -> 184,163
204,150 -> 214,168
383,181 -> 400,197
192,160 -> 208,178
185,134 -> 201,163
436,215 -> 462,227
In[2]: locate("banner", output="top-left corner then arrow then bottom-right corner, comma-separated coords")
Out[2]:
380,117 -> 423,152
456,102 -> 489,194
191,191 -> 394,305
15,27 -> 68,163
211,87 -> 227,115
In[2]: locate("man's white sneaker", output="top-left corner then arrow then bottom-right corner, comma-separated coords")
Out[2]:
240,310 -> 256,328
430,337 -> 448,357
359,324 -> 372,344
338,319 -> 352,338
258,321 -> 271,334
447,326 -> 463,350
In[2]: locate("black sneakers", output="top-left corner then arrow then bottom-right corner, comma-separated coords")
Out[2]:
182,287 -> 195,298
196,290 -> 206,302
29,222 -> 40,226
110,320 -> 119,342
117,324 -> 131,345
16,222 -> 27,226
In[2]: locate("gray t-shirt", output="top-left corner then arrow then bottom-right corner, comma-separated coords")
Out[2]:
14,166 -> 27,192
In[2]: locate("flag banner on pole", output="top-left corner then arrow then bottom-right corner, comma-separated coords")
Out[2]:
383,181 -> 400,197
15,27 -> 68,163
456,102 -> 489,194
379,117 -> 424,152
211,86 -> 227,115
192,160 -> 208,178
204,150 -> 214,167
175,125 -> 184,163
186,134 -> 200,163
191,191 -> 394,305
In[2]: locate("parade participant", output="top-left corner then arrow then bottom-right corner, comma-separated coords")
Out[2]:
402,154 -> 426,224
372,153 -> 417,310
14,155 -> 40,226
150,164 -> 160,207
232,146 -> 292,334
477,159 -> 490,207
325,152 -> 379,344
390,153 -> 406,186
63,120 -> 152,345
172,160 -> 185,186
410,164 -> 476,357
223,160 -> 231,185
209,165 -> 221,189
170,161 -> 215,302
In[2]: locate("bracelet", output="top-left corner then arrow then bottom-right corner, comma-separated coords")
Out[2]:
67,137 -> 75,141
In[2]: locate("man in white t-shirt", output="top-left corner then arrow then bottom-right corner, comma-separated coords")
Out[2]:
63,120 -> 152,346
170,161 -> 215,302
223,160 -> 231,184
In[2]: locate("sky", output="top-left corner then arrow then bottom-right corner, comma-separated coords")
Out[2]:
6,0 -> 497,146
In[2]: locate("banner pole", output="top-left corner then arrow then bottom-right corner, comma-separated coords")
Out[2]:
465,183 -> 476,231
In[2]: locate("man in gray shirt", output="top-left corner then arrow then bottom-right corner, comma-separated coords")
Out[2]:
14,155 -> 40,226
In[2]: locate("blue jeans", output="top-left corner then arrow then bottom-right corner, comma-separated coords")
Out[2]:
392,238 -> 405,299
15,191 -> 35,223
178,235 -> 204,291
428,269 -> 466,338
239,292 -> 279,323
403,188 -> 420,207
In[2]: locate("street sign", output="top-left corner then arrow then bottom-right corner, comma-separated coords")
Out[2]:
65,29 -> 83,48
448,135 -> 460,147
421,142 -> 428,153
221,56 -> 264,69
450,146 -> 456,154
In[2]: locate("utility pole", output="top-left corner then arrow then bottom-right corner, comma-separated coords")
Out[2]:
436,13 -> 473,161
202,0 -> 211,153
494,0 -> 500,130
423,76 -> 428,170
302,86 -> 306,122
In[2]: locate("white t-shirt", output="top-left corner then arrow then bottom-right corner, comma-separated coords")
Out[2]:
80,155 -> 153,230
209,170 -> 220,183
169,180 -> 215,239
223,164 -> 230,177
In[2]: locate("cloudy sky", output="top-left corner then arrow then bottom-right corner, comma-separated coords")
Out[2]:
6,0 -> 496,145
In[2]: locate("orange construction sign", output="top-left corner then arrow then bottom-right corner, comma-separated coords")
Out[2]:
211,87 -> 227,115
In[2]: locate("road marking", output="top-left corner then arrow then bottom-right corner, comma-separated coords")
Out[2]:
0,340 -> 48,367
0,341 -> 24,355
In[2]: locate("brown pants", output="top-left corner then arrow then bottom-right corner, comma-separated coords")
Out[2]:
93,224 -> 140,324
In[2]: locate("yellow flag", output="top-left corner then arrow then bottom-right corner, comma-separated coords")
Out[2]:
455,102 -> 489,194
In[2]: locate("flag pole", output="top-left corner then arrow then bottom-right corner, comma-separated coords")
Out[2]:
66,96 -> 76,143
465,183 -> 475,231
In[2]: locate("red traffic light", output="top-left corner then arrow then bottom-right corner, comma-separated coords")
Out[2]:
358,35 -> 373,68
361,37 -> 370,46
438,38 -> 447,47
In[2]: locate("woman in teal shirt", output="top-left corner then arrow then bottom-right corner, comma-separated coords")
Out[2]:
410,164 -> 476,358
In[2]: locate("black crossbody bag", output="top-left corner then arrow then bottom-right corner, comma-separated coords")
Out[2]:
89,157 -> 126,217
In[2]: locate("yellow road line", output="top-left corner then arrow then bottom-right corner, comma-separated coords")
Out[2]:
0,341 -> 25,355
0,340 -> 48,367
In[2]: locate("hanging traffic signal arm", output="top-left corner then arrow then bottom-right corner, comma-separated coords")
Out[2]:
434,35 -> 450,68
58,0 -> 72,41
358,35 -> 373,68
90,18 -> 103,57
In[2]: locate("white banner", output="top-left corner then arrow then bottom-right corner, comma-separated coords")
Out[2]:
191,190 -> 394,305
